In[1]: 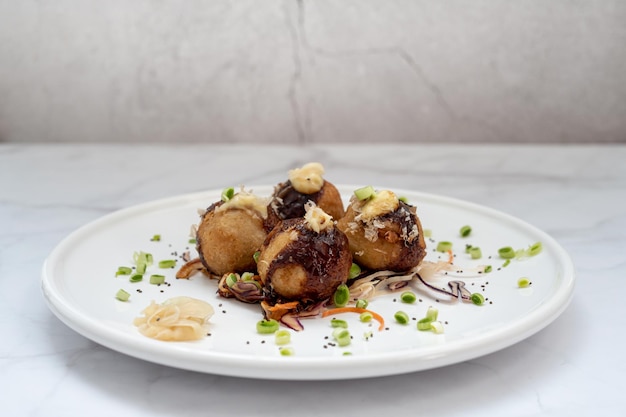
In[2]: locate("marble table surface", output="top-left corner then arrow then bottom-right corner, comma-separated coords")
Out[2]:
1,143 -> 624,416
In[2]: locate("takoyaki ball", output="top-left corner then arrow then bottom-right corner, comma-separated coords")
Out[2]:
267,162 -> 344,230
196,190 -> 270,277
337,189 -> 426,272
257,204 -> 352,304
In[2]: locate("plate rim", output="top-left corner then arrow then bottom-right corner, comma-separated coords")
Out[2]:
41,185 -> 576,380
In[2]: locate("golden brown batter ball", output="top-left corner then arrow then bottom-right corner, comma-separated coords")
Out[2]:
257,204 -> 352,304
267,162 -> 344,230
337,188 -> 427,272
196,190 -> 270,277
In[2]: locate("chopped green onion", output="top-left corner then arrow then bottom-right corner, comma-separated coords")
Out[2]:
129,274 -> 143,283
115,266 -> 132,276
483,265 -> 493,273
394,311 -> 410,325
221,187 -> 235,202
354,185 -> 376,201
430,321 -> 445,334
348,263 -> 362,279
188,238 -> 197,244
279,347 -> 295,356
355,299 -> 369,309
150,234 -> 161,242
225,273 -> 238,288
359,312 -> 373,323
241,272 -> 255,281
518,277 -> 531,288
275,330 -> 291,345
528,242 -> 543,257
330,318 -> 348,328
459,225 -> 472,237
502,259 -> 511,268
149,274 -> 165,285
256,319 -> 279,334
332,328 -> 351,347
423,229 -> 432,238
115,289 -> 130,302
253,250 -> 260,263
471,293 -> 485,305
333,284 -> 350,307
158,259 -> 177,268
417,318 -> 432,331
465,244 -> 473,253
436,241 -> 453,253
398,196 -> 408,203
400,291 -> 417,304
425,307 -> 439,322
498,246 -> 516,259
469,246 -> 482,259
136,262 -> 147,275
342,351 -> 353,356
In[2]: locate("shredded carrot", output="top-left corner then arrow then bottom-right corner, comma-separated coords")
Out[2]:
447,249 -> 454,264
322,307 -> 385,331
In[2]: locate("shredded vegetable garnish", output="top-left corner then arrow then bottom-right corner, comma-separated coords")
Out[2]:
323,307 -> 385,331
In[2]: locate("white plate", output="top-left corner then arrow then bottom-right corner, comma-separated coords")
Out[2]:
41,186 -> 575,380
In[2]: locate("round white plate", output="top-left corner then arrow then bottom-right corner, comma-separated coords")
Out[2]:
41,186 -> 575,380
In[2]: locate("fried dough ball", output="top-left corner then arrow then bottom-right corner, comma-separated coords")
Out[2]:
337,189 -> 426,272
267,162 -> 344,230
196,190 -> 270,276
257,204 -> 352,304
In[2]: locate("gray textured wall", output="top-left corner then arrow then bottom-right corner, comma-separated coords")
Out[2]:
1,1 -> 625,144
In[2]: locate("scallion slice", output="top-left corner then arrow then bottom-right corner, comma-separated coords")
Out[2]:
354,185 -> 376,201
471,293 -> 485,305
149,274 -> 165,285
400,291 -> 416,304
498,246 -> 516,259
332,284 -> 350,307
517,277 -> 531,288
221,187 -> 235,202
355,299 -> 369,309
275,330 -> 291,346
115,289 -> 130,302
330,318 -> 348,329
469,246 -> 482,259
436,241 -> 453,253
394,311 -> 410,325
129,274 -> 143,283
332,328 -> 351,347
158,259 -> 176,268
459,225 -> 472,237
256,319 -> 279,334
348,263 -> 361,279
115,266 -> 132,276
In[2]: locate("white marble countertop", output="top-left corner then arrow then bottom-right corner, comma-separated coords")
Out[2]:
1,143 -> 624,416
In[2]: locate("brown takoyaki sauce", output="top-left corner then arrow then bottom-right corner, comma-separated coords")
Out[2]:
261,218 -> 351,305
